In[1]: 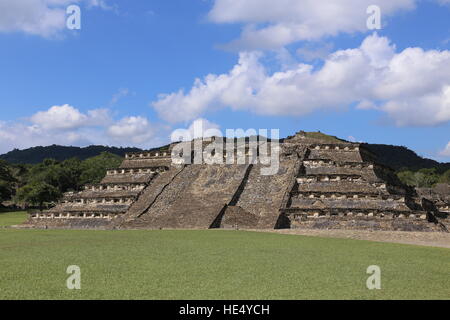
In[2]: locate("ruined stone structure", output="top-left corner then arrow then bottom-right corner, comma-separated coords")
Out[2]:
25,132 -> 449,232
417,184 -> 450,215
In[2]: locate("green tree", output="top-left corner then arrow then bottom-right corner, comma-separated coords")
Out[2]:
0,180 -> 14,204
56,158 -> 83,191
0,160 -> 16,204
397,170 -> 415,187
11,153 -> 122,208
438,169 -> 450,184
397,168 -> 441,188
25,157 -> 82,193
9,163 -> 31,188
15,181 -> 61,210
79,152 -> 122,185
414,168 -> 439,188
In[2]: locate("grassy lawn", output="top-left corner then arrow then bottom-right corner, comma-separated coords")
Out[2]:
0,211 -> 28,227
0,213 -> 449,300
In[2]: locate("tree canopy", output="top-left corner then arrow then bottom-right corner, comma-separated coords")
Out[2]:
0,160 -> 16,204
1,152 -> 122,208
397,168 -> 450,188
15,182 -> 61,210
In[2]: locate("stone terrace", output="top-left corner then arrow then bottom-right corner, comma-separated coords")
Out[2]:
25,131 -> 449,232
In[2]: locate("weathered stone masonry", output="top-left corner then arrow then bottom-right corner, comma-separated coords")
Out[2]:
25,132 -> 449,231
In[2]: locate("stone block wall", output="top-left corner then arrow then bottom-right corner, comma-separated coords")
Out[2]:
24,132 -> 449,232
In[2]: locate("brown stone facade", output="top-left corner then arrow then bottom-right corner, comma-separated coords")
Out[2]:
24,132 -> 449,232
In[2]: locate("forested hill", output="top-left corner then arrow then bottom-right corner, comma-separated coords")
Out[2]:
363,144 -> 450,172
0,145 -> 143,164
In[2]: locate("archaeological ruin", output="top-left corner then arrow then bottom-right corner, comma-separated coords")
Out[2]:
24,131 -> 449,232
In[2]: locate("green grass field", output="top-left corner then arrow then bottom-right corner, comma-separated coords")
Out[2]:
0,211 -> 449,300
0,211 -> 28,227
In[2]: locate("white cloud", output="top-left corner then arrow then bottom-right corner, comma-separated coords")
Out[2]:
0,0 -> 67,37
170,118 -> 221,144
188,118 -> 220,139
0,120 -> 101,153
109,88 -> 131,106
0,105 -> 163,153
30,104 -> 110,130
0,104 -> 114,153
153,51 -> 266,123
356,99 -> 378,110
151,33 -> 450,127
86,0 -> 115,11
208,0 -> 416,49
0,0 -> 113,37
296,43 -> 334,62
107,116 -> 156,144
439,141 -> 450,157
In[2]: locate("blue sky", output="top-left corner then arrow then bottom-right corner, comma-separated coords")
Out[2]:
0,0 -> 449,162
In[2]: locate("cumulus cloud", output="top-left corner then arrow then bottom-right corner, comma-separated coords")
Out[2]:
208,0 -> 416,49
152,33 -> 450,127
0,105 -> 161,153
296,43 -> 334,62
30,104 -> 110,130
0,0 -> 113,37
0,120 -> 103,153
0,104 -> 113,153
188,118 -> 221,138
152,51 -> 266,123
0,0 -> 66,37
440,142 -> 450,157
170,118 -> 221,142
106,116 -> 156,144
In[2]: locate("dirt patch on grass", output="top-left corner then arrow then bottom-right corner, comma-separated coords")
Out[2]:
248,228 -> 450,249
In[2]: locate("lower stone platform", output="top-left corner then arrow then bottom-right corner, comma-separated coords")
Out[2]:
21,218 -> 112,229
289,215 -> 445,232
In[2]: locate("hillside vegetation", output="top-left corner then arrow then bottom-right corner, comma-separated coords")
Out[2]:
363,143 -> 450,172
362,144 -> 450,188
0,152 -> 123,209
0,145 -> 143,164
